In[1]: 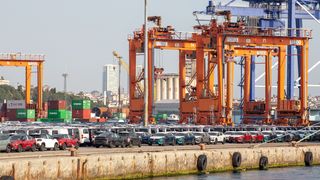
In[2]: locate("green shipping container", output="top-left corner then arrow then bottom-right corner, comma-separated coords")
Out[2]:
71,100 -> 91,110
48,110 -> 68,119
16,109 -> 35,119
155,113 -> 168,121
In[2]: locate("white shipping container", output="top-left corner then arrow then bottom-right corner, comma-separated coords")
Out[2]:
7,100 -> 25,109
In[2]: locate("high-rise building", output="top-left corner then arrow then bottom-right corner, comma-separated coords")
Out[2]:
102,64 -> 119,96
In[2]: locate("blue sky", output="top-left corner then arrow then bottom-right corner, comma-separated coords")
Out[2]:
0,0 -> 319,98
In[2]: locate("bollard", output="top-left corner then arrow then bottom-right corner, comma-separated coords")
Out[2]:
68,146 -> 78,157
199,144 -> 206,150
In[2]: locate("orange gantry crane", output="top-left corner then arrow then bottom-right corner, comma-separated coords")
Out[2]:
128,12 -> 311,126
0,53 -> 44,115
128,16 -> 198,123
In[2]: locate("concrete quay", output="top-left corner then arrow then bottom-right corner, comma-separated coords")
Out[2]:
0,145 -> 319,179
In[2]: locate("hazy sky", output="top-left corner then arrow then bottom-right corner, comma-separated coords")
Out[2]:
0,0 -> 319,98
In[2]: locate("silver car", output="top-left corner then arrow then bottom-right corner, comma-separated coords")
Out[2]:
0,135 -> 11,153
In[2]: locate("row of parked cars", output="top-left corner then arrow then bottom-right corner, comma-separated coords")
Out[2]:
0,133 -> 79,153
0,122 -> 319,151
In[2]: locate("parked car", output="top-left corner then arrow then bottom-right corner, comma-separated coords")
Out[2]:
208,131 -> 226,144
30,134 -> 59,151
192,132 -> 211,144
94,132 -> 124,148
230,131 -> 253,143
52,134 -> 79,150
0,135 -> 11,153
224,131 -> 235,143
174,132 -> 196,145
250,131 -> 264,143
8,134 -> 37,152
148,133 -> 176,146
135,132 -> 151,144
118,131 -> 142,147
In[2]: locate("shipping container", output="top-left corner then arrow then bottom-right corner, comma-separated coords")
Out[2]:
26,104 -> 37,110
7,100 -> 25,109
16,109 -> 35,119
42,102 -> 48,111
71,100 -> 91,110
48,100 -> 66,110
39,118 -> 72,123
91,107 -> 108,117
72,109 -> 91,119
6,109 -> 17,120
48,110 -> 71,119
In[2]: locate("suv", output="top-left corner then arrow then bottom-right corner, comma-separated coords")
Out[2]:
8,134 -> 37,152
208,131 -> 226,144
118,131 -> 142,147
0,135 -> 11,153
52,134 -> 79,150
94,132 -> 123,148
30,134 -> 59,151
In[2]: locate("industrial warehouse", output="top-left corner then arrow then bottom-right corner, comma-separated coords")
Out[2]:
0,0 -> 320,180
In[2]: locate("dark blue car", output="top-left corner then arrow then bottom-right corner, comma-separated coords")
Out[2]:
174,132 -> 196,145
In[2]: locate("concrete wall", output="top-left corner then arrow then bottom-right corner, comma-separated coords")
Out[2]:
0,146 -> 319,180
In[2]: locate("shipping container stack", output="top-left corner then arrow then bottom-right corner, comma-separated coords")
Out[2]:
6,100 -> 35,122
40,100 -> 72,123
72,100 -> 91,121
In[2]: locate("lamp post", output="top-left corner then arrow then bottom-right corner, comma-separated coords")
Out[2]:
143,0 -> 149,126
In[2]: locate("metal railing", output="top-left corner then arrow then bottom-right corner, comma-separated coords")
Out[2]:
236,26 -> 312,38
0,53 -> 45,61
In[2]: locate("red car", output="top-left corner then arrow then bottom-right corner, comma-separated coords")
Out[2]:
232,132 -> 253,143
8,134 -> 37,153
53,134 -> 79,150
251,132 -> 264,143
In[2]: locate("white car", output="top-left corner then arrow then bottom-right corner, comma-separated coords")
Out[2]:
208,131 -> 226,144
30,134 -> 59,151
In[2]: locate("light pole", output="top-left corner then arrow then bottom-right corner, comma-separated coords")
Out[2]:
118,59 -> 121,115
143,0 -> 149,126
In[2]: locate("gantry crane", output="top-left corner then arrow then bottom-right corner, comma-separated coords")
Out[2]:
128,16 -> 198,123
0,53 -> 44,116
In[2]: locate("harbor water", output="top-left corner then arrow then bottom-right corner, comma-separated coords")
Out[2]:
148,166 -> 320,180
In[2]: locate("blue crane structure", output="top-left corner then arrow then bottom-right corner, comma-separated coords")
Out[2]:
194,0 -> 319,110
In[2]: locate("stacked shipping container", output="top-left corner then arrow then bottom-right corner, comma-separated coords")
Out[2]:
5,100 -> 35,122
46,100 -> 71,123
72,100 -> 91,119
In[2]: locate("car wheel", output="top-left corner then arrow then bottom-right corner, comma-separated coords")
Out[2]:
53,143 -> 59,151
31,144 -> 36,152
222,139 -> 225,144
61,143 -> 67,150
40,143 -> 46,151
75,143 -> 80,149
17,145 -> 23,153
6,145 -> 11,153
95,145 -> 101,148
214,139 -> 217,145
138,141 -> 142,147
128,141 -> 133,148
172,140 -> 176,146
192,139 -> 196,145
148,143 -> 152,146
109,142 -> 115,148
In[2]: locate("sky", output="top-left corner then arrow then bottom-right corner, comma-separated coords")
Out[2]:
0,0 -> 319,98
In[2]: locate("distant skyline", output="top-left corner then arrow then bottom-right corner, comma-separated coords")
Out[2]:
0,0 -> 319,98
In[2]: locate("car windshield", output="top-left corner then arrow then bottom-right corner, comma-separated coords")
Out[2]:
225,132 -> 234,135
234,132 -> 245,135
175,133 -> 186,136
0,135 -> 9,140
154,133 -> 166,137
193,133 -> 204,136
10,135 -> 23,140
53,134 -> 67,139
209,132 -> 219,135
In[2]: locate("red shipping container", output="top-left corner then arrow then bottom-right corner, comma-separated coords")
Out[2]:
72,109 -> 91,119
6,109 -> 16,120
48,100 -> 66,110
